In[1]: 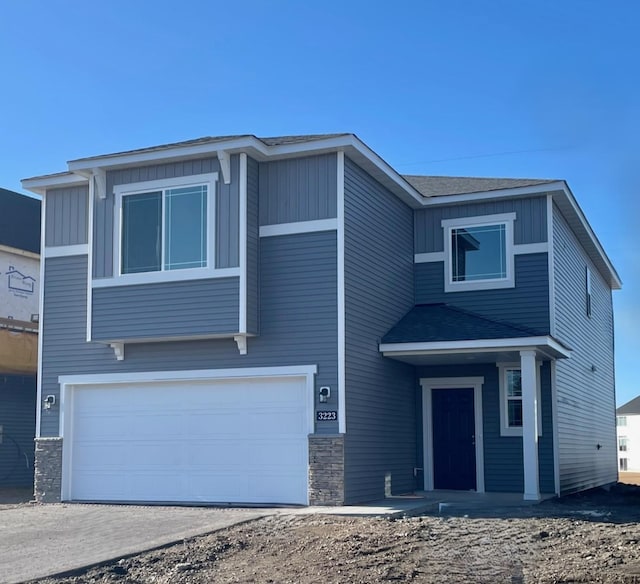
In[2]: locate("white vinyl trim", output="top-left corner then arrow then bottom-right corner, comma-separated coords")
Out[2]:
521,349 -> 540,500
91,267 -> 240,288
550,360 -> 561,495
44,244 -> 89,258
259,218 -> 338,238
547,194 -> 556,336
414,251 -> 445,263
86,176 -> 94,342
35,195 -> 46,438
513,242 -> 549,255
22,172 -> 88,194
420,377 -> 485,493
337,151 -> 346,433
380,336 -> 571,358
238,153 -> 247,335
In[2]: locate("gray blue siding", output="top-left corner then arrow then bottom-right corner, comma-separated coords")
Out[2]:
259,154 -> 337,226
415,196 -> 547,253
552,205 -> 616,494
45,186 -> 89,247
0,375 -> 36,488
343,156 -> 416,503
94,156 -> 239,278
246,157 -> 260,335
416,363 -> 555,494
415,253 -> 550,333
92,278 -> 240,341
40,231 -> 338,437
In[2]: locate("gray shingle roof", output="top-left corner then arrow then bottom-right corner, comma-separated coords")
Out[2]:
382,303 -> 545,344
617,396 -> 640,415
69,134 -> 351,164
402,175 -> 557,197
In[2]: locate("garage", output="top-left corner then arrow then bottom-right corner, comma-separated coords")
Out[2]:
63,372 -> 312,505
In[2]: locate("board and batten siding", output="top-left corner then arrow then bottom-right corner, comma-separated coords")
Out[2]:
343,156 -> 416,503
92,278 -> 240,341
93,156 -> 239,278
258,154 -> 337,226
246,156 -> 260,335
416,363 -> 555,493
0,375 -> 36,487
40,231 -> 338,438
414,196 -> 547,254
415,254 -> 550,333
45,185 -> 89,247
552,205 -> 617,494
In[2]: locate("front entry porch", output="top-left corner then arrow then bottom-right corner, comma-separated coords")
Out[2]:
379,304 -> 570,501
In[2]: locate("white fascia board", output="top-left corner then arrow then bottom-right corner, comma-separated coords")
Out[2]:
21,173 -> 88,195
380,336 -> 571,358
58,364 -> 318,386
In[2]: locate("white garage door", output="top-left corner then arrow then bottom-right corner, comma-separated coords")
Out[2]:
68,376 -> 310,505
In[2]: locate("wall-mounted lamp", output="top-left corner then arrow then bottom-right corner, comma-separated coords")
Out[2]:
319,386 -> 331,403
591,364 -> 597,373
43,395 -> 56,410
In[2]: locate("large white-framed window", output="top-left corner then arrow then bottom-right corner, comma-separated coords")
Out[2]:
442,213 -> 516,292
498,362 -> 542,436
113,173 -> 218,285
618,437 -> 628,452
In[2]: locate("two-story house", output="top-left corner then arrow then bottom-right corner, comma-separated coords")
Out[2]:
0,187 -> 40,488
22,134 -> 621,505
617,396 -> 640,473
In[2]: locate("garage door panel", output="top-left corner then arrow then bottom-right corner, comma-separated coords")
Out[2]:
68,375 -> 310,504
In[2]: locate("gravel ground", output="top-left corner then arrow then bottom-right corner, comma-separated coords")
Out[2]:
30,484 -> 640,584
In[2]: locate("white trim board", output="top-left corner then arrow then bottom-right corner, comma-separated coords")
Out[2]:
420,377 -> 485,493
380,336 -> 571,359
259,218 -> 338,238
415,242 -> 549,264
238,153 -> 248,336
336,151 -> 346,434
44,244 -> 89,258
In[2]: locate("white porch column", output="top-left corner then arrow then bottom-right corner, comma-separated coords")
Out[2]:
520,349 -> 540,500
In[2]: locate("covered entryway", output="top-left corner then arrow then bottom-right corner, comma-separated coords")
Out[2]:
432,387 -> 476,490
61,368 -> 315,505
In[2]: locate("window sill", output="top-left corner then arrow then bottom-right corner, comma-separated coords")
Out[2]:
445,277 -> 515,293
92,266 -> 240,288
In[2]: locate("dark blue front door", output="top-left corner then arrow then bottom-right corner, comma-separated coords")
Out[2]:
432,388 -> 476,490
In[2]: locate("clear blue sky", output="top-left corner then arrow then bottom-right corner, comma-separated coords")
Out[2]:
1,1 -> 637,405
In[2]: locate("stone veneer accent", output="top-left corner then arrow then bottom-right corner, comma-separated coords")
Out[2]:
34,437 -> 63,503
308,434 -> 345,505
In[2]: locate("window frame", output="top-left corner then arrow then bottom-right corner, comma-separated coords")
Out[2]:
617,416 -> 627,427
441,213 -> 516,293
618,437 -> 628,452
113,173 -> 219,285
498,362 -> 542,437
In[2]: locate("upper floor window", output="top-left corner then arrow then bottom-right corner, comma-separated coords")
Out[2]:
585,267 -> 592,318
442,213 -> 515,292
617,416 -> 627,427
618,437 -> 628,452
114,173 -> 217,282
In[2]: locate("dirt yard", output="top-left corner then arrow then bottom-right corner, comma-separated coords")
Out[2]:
32,484 -> 640,584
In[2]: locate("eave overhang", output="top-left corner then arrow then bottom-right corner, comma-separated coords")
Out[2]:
380,335 -> 571,366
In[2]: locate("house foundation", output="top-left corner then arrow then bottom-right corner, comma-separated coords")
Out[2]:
34,437 -> 63,503
308,434 -> 345,505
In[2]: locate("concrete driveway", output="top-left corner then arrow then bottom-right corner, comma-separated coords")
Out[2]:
0,499 -> 267,584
